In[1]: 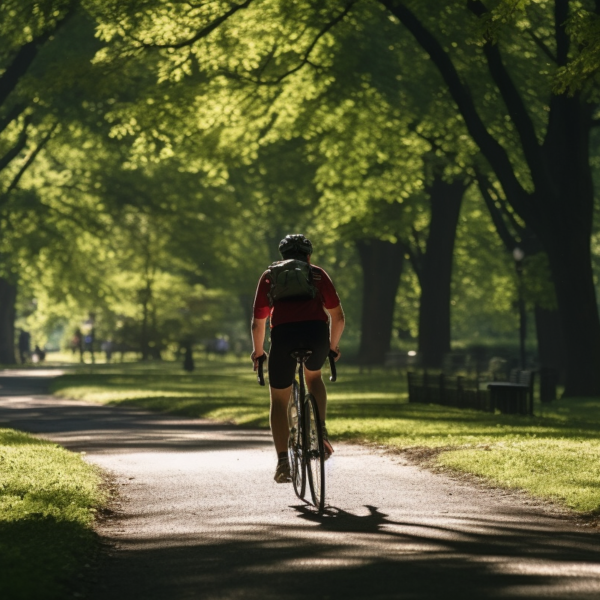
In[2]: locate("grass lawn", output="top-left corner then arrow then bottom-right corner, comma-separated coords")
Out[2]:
0,428 -> 106,600
50,357 -> 600,514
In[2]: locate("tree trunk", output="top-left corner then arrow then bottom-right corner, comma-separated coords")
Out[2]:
384,2 -> 600,395
417,178 -> 466,369
140,295 -> 150,361
0,277 -> 17,364
534,305 -> 565,378
542,228 -> 600,396
356,239 -> 405,365
537,95 -> 600,396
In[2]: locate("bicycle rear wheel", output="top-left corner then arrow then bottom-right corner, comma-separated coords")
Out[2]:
305,393 -> 325,511
287,381 -> 305,499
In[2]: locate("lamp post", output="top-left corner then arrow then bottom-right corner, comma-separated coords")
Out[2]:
513,247 -> 526,370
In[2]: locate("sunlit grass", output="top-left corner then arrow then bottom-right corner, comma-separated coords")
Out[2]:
0,428 -> 106,600
439,440 -> 600,513
50,357 -> 600,513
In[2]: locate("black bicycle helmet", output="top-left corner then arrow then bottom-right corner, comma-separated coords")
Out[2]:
278,234 -> 313,258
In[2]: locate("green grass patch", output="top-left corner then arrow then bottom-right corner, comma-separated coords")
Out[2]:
0,428 -> 106,600
439,440 -> 600,513
50,358 -> 600,514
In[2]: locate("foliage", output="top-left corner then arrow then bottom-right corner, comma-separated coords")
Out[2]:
2,0 -> 600,364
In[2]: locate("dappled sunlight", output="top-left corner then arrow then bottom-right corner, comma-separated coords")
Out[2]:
47,361 -> 600,512
94,509 -> 600,599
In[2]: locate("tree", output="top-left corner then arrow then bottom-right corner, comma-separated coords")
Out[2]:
380,0 -> 600,396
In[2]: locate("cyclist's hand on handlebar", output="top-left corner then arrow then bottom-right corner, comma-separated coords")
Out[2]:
330,346 -> 341,361
251,350 -> 266,371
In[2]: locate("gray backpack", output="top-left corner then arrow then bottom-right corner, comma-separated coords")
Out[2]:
266,259 -> 317,304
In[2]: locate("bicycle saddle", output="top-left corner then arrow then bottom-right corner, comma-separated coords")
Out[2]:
290,349 -> 313,361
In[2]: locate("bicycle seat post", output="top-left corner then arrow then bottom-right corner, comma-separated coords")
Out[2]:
291,349 -> 312,399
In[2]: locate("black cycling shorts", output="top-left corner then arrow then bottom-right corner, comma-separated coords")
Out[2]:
268,320 -> 330,389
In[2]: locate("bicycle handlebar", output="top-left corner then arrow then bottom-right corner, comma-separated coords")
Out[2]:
255,350 -> 337,385
328,350 -> 338,382
255,354 -> 266,386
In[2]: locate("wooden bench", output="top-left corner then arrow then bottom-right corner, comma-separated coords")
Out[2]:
487,370 -> 534,416
407,372 -> 491,412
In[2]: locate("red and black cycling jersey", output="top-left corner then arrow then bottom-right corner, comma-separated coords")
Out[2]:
252,264 -> 341,328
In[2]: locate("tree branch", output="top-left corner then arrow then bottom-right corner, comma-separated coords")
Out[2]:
467,1 -> 548,190
0,123 -> 58,206
0,116 -> 30,172
475,171 -> 518,251
267,1 -> 357,84
221,2 -> 357,85
527,30 -> 557,63
0,39 -> 46,108
0,10 -> 73,108
554,0 -> 570,66
141,0 -> 255,49
381,0 -> 533,225
0,104 -> 26,136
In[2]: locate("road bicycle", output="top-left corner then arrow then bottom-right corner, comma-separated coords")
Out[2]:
257,349 -> 337,511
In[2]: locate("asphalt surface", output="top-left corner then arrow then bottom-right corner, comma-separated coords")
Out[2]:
1,370 -> 600,599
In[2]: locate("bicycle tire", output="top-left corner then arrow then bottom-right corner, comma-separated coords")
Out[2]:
305,393 -> 325,511
287,381 -> 305,499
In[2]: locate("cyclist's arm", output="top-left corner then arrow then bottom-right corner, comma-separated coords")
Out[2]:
326,304 -> 345,356
251,316 -> 267,359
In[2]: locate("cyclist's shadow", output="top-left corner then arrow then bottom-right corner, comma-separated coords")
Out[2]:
293,504 -> 400,537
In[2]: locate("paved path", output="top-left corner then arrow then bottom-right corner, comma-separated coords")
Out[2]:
1,371 -> 600,599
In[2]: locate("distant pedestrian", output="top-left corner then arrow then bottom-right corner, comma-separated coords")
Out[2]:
101,340 -> 114,363
32,345 -> 46,363
183,343 -> 195,372
215,336 -> 229,355
83,329 -> 95,364
71,329 -> 83,362
18,330 -> 31,364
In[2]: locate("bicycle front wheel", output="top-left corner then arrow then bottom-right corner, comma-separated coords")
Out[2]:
305,393 -> 325,511
288,381 -> 305,499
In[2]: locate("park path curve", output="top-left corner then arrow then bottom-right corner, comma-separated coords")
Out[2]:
1,370 -> 600,599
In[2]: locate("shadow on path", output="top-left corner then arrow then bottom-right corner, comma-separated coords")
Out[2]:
2,372 -> 600,599
91,511 -> 600,600
0,376 -> 270,453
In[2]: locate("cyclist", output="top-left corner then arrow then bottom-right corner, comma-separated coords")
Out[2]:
251,234 -> 345,483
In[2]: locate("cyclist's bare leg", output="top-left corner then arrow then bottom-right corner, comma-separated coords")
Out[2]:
270,385 -> 292,454
304,368 -> 326,419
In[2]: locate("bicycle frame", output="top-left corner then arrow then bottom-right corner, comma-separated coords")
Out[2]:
256,349 -> 338,511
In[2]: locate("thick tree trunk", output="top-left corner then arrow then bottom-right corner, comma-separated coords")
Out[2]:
356,239 -> 405,365
537,95 -> 600,396
0,277 -> 17,364
384,2 -> 600,395
542,230 -> 600,396
534,305 -> 565,376
417,178 -> 466,369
